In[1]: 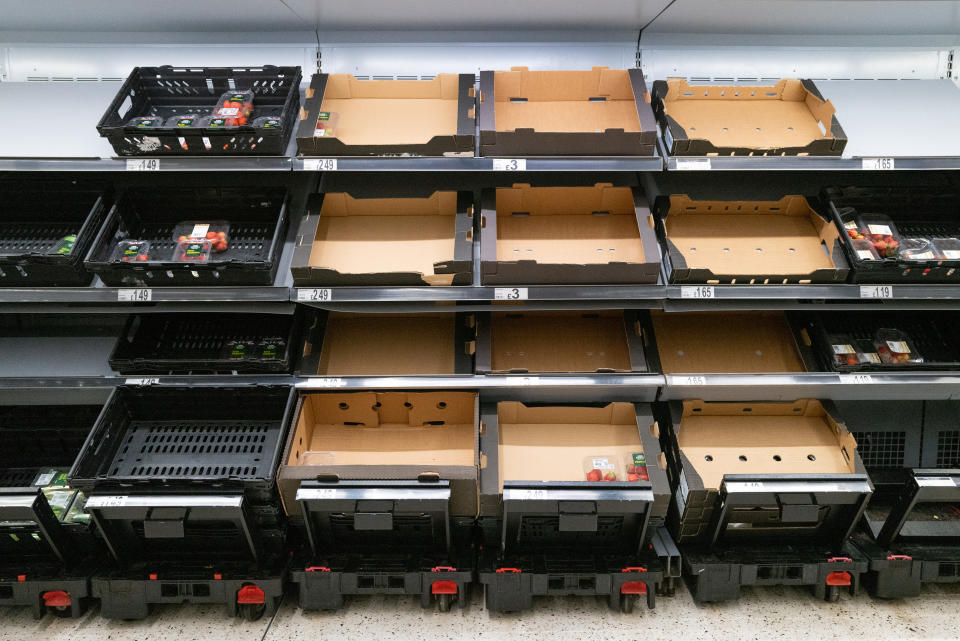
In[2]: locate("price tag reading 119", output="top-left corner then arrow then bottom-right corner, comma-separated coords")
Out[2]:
860,285 -> 893,299
681,286 -> 714,299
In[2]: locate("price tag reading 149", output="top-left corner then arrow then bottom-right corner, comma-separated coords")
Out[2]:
118,288 -> 152,302
860,285 -> 893,299
126,158 -> 159,171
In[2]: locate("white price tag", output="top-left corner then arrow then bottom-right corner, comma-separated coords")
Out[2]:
125,158 -> 160,171
494,287 -> 528,300
492,158 -> 526,171
918,477 -> 957,487
591,458 -> 614,470
125,378 -> 160,386
675,158 -> 711,171
681,285 -> 715,299
99,496 -> 129,507
118,288 -> 152,302
510,489 -> 548,500
860,285 -> 893,299
680,375 -> 707,386
297,288 -> 332,302
314,377 -> 346,388
303,158 -> 337,171
840,374 -> 874,384
515,376 -> 540,385
862,157 -> 895,171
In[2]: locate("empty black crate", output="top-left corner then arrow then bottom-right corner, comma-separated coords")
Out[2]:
97,66 -> 301,156
84,186 -> 288,286
110,313 -> 299,374
823,185 -> 960,283
0,178 -> 108,287
793,311 -> 960,372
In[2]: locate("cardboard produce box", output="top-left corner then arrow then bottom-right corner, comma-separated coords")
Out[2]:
662,399 -> 866,544
479,401 -> 670,524
478,67 -> 658,156
292,189 -> 474,286
299,311 -> 475,376
655,195 -> 848,284
652,78 -> 847,156
649,311 -> 806,374
296,74 -> 475,156
481,183 -> 661,285
476,310 -> 651,374
278,391 -> 479,517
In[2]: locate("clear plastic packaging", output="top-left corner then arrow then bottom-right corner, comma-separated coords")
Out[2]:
313,111 -> 339,138
258,337 -> 286,361
213,89 -> 254,126
850,238 -> 881,261
253,115 -> 282,129
827,333 -> 861,368
222,339 -> 256,361
113,240 -> 151,262
583,452 -> 647,483
165,114 -> 201,128
899,238 -> 941,261
172,239 -> 212,262
934,237 -> 960,261
856,213 -> 902,258
172,221 -> 230,253
127,116 -> 163,128
49,234 -> 77,256
874,328 -> 923,364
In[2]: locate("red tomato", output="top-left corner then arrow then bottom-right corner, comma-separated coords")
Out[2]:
585,469 -> 602,482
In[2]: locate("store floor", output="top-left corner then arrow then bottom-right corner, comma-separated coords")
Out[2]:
2,582 -> 958,641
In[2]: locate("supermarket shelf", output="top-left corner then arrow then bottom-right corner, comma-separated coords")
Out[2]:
664,283 -> 960,310
293,284 -> 667,306
293,155 -> 664,172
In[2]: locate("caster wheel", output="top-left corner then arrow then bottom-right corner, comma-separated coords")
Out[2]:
437,594 -> 454,612
620,593 -> 639,614
826,585 -> 839,603
48,606 -> 73,618
239,602 -> 266,621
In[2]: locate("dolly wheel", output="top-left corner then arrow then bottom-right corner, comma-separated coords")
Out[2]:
239,602 -> 266,621
437,594 -> 454,612
826,585 -> 840,603
237,584 -> 266,621
42,591 -> 72,618
620,593 -> 639,614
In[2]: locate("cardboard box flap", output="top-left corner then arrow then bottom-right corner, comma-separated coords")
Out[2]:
494,67 -> 633,102
497,401 -> 636,425
321,192 -> 458,217
497,184 -> 633,216
322,74 -> 461,100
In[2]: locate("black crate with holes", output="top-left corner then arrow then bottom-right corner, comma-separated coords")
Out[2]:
97,66 -> 301,156
0,404 -> 104,618
847,401 -> 960,598
67,385 -> 296,620
84,185 -> 289,286
0,177 -> 109,287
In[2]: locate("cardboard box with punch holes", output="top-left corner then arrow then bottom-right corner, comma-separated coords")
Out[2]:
292,189 -> 474,286
298,311 -> 476,376
478,67 -> 658,156
296,73 -> 476,156
480,183 -> 661,285
652,78 -> 847,156
278,391 -> 479,518
660,399 -> 865,544
655,195 -> 848,284
649,310 -> 806,375
479,401 -> 671,519
475,310 -> 651,374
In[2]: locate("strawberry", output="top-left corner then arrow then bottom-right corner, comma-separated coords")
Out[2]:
627,473 -> 638,482
586,469 -> 602,482
603,471 -> 617,481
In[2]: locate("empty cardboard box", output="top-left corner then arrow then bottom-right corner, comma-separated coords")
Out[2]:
478,67 -> 658,156
663,399 -> 865,543
292,189 -> 474,286
296,74 -> 476,156
652,78 -> 847,156
650,311 -> 806,374
479,401 -> 670,520
278,391 -> 479,516
655,195 -> 848,284
299,311 -> 475,376
476,310 -> 650,374
481,183 -> 661,285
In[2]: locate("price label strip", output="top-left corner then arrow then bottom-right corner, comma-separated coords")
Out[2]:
862,157 -> 895,171
840,374 -> 874,384
297,288 -> 332,302
125,378 -> 160,386
126,158 -> 160,171
118,288 -> 152,302
492,158 -> 526,171
494,287 -> 528,300
680,286 -> 715,299
675,158 -> 711,171
860,285 -> 893,299
680,376 -> 707,385
302,158 -> 337,171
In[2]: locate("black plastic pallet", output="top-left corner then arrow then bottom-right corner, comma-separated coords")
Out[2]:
0,569 -> 92,619
84,186 -> 289,287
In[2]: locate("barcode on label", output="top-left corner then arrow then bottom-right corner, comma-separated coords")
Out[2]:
868,224 -> 892,236
591,458 -> 614,470
860,285 -> 893,299
856,250 -> 876,260
887,341 -> 910,353
859,353 -> 881,364
297,288 -> 332,302
494,287 -> 528,300
832,344 -> 855,354
118,288 -> 152,302
493,158 -> 526,171
681,286 -> 714,299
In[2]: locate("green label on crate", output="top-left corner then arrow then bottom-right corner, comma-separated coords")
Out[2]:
175,117 -> 196,127
229,343 -> 247,360
208,118 -> 229,128
632,453 -> 646,466
123,242 -> 144,259
260,342 -> 279,360
183,242 -> 205,258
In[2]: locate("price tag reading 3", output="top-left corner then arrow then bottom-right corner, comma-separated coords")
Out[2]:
492,158 -> 526,171
862,158 -> 895,171
126,158 -> 160,171
297,288 -> 332,302
494,287 -> 528,300
118,288 -> 152,302
860,285 -> 893,299
303,158 -> 337,171
681,286 -> 715,299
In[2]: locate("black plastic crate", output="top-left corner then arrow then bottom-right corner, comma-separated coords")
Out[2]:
0,178 -> 109,287
823,185 -> 960,283
922,402 -> 960,469
84,186 -> 288,286
97,65 -> 301,156
69,386 -> 295,498
793,311 -> 960,372
110,312 -> 300,374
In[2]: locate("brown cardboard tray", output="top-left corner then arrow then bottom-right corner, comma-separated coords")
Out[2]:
291,189 -> 474,286
296,73 -> 476,156
652,78 -> 847,156
650,311 -> 806,374
277,391 -> 479,517
480,183 -> 661,285
298,311 -> 476,376
478,67 -> 658,156
656,195 -> 849,284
